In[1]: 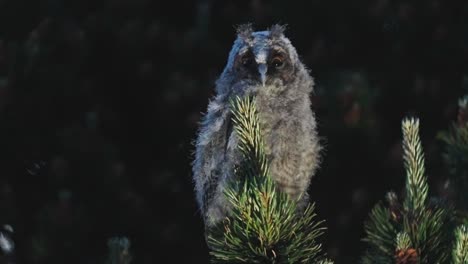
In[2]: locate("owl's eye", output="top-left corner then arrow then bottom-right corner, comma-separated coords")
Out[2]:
271,56 -> 285,69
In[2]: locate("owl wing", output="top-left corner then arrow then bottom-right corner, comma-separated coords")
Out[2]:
192,97 -> 232,218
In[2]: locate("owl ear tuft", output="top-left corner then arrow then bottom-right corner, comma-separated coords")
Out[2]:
269,24 -> 287,38
235,23 -> 254,42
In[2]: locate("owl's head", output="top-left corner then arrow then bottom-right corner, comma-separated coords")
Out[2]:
219,24 -> 307,95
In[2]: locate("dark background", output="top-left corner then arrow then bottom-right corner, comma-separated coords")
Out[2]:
0,0 -> 467,263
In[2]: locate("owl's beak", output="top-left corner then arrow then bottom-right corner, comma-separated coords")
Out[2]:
258,63 -> 267,87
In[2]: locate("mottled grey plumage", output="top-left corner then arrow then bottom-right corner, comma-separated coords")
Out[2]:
193,24 -> 321,227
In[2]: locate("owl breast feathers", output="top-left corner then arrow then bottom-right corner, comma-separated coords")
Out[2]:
192,24 -> 321,227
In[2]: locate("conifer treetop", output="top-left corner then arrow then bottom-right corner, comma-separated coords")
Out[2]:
401,117 -> 428,212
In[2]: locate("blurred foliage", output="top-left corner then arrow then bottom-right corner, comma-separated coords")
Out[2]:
438,95 -> 468,213
0,0 -> 466,263
106,237 -> 132,264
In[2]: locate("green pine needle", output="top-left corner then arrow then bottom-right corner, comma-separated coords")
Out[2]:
207,96 -> 330,263
409,205 -> 452,263
453,225 -> 468,264
361,203 -> 397,259
230,96 -> 269,179
362,117 -> 455,263
401,117 -> 429,212
395,232 -> 411,251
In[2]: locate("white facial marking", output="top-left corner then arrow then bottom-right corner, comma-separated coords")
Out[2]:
256,51 -> 267,64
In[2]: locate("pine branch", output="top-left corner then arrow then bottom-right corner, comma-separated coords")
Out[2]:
207,96 -> 331,263
395,232 -> 412,251
401,117 -> 428,212
230,96 -> 269,179
362,117 -> 454,263
400,119 -> 453,263
362,202 -> 397,258
395,232 -> 418,264
453,225 -> 468,264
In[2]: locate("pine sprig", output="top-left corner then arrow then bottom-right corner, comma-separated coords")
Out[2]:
402,117 -> 428,212
399,119 -> 453,263
362,117 -> 454,263
405,204 -> 452,263
395,232 -> 412,251
453,225 -> 468,264
362,202 -> 397,258
230,96 -> 269,179
207,96 -> 330,263
395,232 -> 419,264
